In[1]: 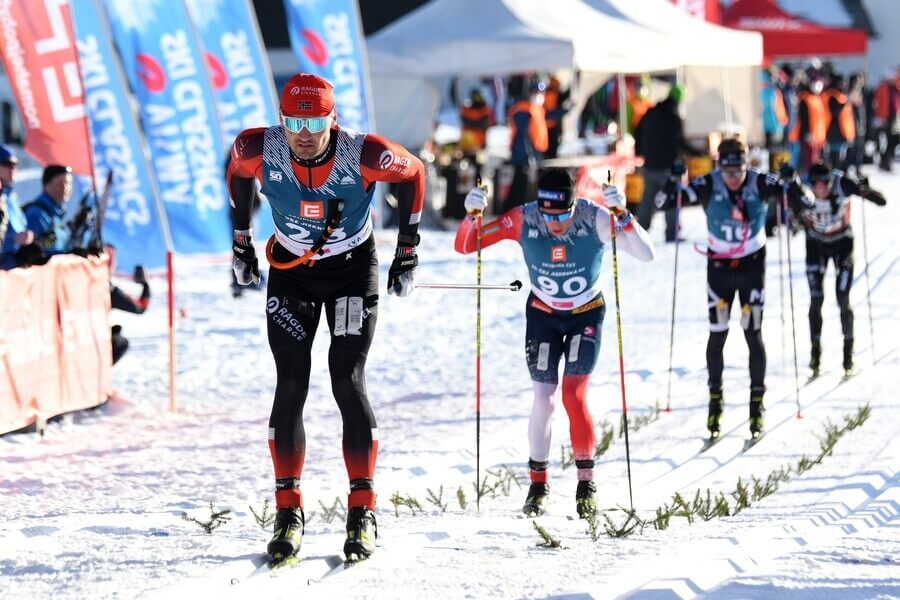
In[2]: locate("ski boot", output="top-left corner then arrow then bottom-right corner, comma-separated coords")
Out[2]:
809,339 -> 822,377
522,482 -> 550,517
575,480 -> 597,519
842,337 -> 854,378
749,388 -> 765,440
267,507 -> 304,564
707,389 -> 724,441
344,506 -> 377,562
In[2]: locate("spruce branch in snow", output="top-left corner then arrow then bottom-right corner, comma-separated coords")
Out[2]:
318,497 -> 346,524
603,507 -> 644,537
426,486 -> 448,512
593,424 -> 615,459
532,520 -> 565,549
731,477 -> 751,514
561,445 -> 574,470
653,503 -> 674,530
390,492 -> 422,517
249,498 -> 275,529
456,486 -> 467,510
181,502 -> 231,534
584,509 -> 603,542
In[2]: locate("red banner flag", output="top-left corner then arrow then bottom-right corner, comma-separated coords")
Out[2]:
0,0 -> 93,175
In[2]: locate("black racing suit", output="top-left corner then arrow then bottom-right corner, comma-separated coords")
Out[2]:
801,173 -> 886,368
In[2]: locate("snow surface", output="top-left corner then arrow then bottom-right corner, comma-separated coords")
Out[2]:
2,170 -> 899,600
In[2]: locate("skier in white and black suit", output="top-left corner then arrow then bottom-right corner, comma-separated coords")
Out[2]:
801,161 -> 886,376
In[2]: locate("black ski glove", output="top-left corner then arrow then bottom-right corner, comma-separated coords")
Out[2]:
778,163 -> 795,181
387,241 -> 418,297
232,229 -> 260,286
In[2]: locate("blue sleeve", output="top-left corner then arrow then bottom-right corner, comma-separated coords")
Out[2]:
24,205 -> 50,240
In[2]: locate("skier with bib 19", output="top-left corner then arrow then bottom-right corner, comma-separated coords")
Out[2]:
801,161 -> 886,377
655,138 -> 813,442
227,73 -> 425,564
455,168 -> 655,517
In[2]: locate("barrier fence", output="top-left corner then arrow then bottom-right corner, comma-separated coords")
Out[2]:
1,254 -> 112,435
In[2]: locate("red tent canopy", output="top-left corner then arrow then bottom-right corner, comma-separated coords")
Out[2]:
721,0 -> 867,59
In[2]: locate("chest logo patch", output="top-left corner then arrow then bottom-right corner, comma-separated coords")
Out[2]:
269,170 -> 283,182
551,245 -> 567,263
300,200 -> 325,219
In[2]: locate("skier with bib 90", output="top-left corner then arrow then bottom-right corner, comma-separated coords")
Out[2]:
455,169 -> 655,518
227,73 -> 425,564
655,138 -> 813,442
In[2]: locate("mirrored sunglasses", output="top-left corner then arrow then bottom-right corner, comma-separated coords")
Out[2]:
721,168 -> 746,179
540,209 -> 574,223
281,115 -> 329,133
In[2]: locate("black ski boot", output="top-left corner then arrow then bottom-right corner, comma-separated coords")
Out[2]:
522,482 -> 550,516
707,389 -> 724,440
344,507 -> 377,562
575,480 -> 597,519
843,337 -> 854,377
267,507 -> 304,564
810,339 -> 822,376
749,388 -> 765,439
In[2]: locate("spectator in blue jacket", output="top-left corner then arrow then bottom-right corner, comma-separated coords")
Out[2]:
0,144 -> 36,269
24,164 -> 73,259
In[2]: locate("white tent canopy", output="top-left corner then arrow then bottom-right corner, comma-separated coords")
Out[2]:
367,0 -> 764,148
366,0 -> 573,77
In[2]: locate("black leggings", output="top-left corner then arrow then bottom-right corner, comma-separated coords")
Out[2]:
266,237 -> 379,510
706,250 -> 767,392
806,236 -> 854,342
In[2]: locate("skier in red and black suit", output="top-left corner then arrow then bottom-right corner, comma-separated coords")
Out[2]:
801,162 -> 886,377
227,73 -> 424,564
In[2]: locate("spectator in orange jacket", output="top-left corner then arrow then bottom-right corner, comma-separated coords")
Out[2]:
823,75 -> 856,169
505,84 -> 549,212
792,78 -> 826,172
460,88 -> 493,154
873,68 -> 899,172
542,76 -> 569,160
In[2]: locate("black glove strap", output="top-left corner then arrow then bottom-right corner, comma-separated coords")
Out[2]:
397,233 -> 420,246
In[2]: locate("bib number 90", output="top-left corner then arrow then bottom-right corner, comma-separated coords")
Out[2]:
536,275 -> 587,296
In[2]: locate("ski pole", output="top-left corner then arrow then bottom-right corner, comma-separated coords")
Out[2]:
775,200 -> 786,371
782,184 -> 802,419
475,177 -> 484,511
606,178 -> 635,512
858,187 -> 876,363
416,280 -> 522,291
664,180 -> 682,413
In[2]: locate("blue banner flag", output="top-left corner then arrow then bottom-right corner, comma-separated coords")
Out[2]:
71,0 -> 169,273
283,0 -> 375,132
184,0 -> 279,146
102,0 -> 230,256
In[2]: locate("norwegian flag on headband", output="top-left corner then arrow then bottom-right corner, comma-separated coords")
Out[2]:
0,1 -> 93,175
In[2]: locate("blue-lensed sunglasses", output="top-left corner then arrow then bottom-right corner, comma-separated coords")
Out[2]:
281,114 -> 329,134
540,209 -> 574,223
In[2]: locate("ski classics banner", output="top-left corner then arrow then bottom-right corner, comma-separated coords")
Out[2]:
184,0 -> 278,145
70,0 -> 169,273
101,0 -> 230,256
282,0 -> 375,132
0,0 -> 93,175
